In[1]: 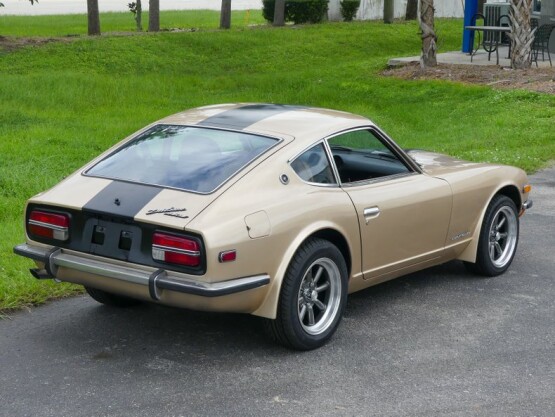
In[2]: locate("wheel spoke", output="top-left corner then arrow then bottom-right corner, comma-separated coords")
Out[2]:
491,212 -> 501,230
498,232 -> 508,240
299,304 -> 307,322
316,282 -> 330,292
494,242 -> 503,257
312,266 -> 324,285
314,299 -> 327,311
489,242 -> 496,259
496,215 -> 506,230
307,305 -> 315,326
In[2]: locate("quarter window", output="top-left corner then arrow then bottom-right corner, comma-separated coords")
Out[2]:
328,129 -> 411,184
291,143 -> 336,185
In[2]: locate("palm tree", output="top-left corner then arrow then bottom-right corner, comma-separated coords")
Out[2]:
419,0 -> 437,67
509,0 -> 535,69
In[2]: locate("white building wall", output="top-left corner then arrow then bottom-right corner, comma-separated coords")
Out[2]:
328,0 -> 464,21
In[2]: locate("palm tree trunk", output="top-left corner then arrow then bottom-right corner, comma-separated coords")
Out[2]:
509,0 -> 534,69
419,0 -> 437,68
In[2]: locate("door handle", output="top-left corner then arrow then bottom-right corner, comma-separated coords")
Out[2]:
363,206 -> 380,224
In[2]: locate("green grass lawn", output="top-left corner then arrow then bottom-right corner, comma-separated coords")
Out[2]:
0,9 -> 267,36
1,13 -> 554,313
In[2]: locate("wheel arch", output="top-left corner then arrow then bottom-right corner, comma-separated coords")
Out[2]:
309,229 -> 352,278
252,224 -> 355,319
458,183 -> 521,263
496,184 -> 522,210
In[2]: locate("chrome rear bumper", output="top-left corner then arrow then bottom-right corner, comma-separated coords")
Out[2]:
13,243 -> 270,300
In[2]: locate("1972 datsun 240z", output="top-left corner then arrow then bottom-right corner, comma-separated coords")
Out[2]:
14,104 -> 532,350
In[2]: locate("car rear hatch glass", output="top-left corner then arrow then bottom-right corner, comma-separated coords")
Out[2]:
85,125 -> 279,194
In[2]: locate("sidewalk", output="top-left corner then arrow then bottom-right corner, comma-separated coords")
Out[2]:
0,0 -> 262,16
389,46 -> 552,68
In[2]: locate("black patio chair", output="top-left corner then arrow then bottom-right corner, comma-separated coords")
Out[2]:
496,14 -> 511,44
531,24 -> 555,67
470,13 -> 496,62
530,18 -> 539,31
496,14 -> 511,59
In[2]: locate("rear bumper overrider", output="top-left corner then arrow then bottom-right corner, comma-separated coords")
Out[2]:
13,243 -> 270,301
520,199 -> 533,217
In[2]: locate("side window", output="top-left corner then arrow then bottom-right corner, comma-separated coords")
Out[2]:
291,143 -> 336,185
328,129 -> 411,184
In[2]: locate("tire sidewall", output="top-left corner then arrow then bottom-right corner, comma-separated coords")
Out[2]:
477,195 -> 519,276
281,239 -> 348,350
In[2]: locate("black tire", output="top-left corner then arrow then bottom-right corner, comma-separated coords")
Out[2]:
85,286 -> 142,308
464,195 -> 519,277
264,238 -> 348,350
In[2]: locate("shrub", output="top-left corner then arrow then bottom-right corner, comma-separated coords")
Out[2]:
340,0 -> 360,22
262,0 -> 329,25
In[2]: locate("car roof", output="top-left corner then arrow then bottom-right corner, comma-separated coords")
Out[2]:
158,103 -> 373,143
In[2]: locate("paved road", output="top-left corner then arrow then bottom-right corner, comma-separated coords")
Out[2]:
1,167 -> 554,417
0,0 -> 262,16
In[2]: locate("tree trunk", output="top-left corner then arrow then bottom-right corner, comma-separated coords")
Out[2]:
405,0 -> 417,21
509,0 -> 534,69
87,0 -> 101,36
135,0 -> 143,32
419,0 -> 437,67
273,0 -> 285,27
148,0 -> 160,32
220,0 -> 232,29
384,0 -> 394,24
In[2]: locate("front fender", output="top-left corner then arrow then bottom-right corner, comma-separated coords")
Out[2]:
456,169 -> 529,263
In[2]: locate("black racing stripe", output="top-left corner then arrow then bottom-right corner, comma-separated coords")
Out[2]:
197,104 -> 306,130
83,181 -> 162,219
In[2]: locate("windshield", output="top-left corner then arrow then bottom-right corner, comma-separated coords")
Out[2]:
85,125 -> 279,193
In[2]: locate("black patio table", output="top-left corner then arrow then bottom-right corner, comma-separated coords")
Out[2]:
465,25 -> 511,65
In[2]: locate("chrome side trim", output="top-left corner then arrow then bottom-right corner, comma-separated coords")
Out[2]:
13,244 -> 270,298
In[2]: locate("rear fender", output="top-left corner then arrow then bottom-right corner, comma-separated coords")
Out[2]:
252,221 -> 357,319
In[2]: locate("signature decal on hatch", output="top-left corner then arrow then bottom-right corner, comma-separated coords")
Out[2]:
146,207 -> 189,219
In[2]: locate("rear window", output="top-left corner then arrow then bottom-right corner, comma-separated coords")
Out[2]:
85,125 -> 279,193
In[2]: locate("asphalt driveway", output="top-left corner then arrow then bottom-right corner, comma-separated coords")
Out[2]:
0,167 -> 553,417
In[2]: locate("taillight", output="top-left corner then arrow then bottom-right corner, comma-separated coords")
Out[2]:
28,210 -> 70,241
152,232 -> 201,267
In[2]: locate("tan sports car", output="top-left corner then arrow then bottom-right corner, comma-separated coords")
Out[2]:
14,104 -> 532,350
